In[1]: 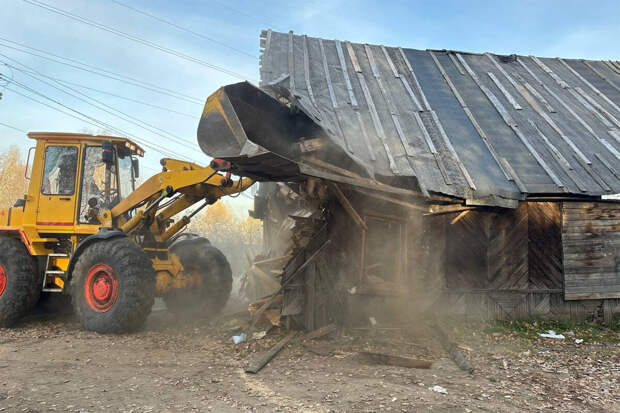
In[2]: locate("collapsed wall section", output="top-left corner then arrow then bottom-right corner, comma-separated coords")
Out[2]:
254,182 -> 620,328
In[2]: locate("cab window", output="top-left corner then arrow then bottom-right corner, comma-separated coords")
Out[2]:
118,154 -> 134,200
41,146 -> 78,195
79,146 -> 118,224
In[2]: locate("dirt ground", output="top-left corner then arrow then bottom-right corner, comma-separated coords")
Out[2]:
1,307 -> 618,413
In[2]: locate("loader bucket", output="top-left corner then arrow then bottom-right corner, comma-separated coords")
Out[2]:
197,82 -> 300,180
198,81 -> 374,182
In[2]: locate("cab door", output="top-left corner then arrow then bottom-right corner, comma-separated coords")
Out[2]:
36,144 -> 80,230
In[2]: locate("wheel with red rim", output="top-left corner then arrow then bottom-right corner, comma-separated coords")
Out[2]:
84,264 -> 118,312
0,265 -> 6,298
71,237 -> 155,333
0,236 -> 39,327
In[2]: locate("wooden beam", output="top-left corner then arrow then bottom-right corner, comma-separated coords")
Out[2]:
432,322 -> 475,374
298,162 -> 428,200
303,157 -> 365,180
328,182 -> 368,230
245,331 -> 297,374
450,210 -> 470,225
425,205 -> 476,216
351,187 -> 429,212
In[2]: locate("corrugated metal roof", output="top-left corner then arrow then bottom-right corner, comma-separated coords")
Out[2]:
257,30 -> 620,201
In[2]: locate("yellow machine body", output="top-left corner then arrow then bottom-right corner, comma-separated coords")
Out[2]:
0,132 -> 252,295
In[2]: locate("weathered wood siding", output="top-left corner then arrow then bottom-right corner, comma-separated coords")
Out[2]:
528,202 -> 564,290
562,202 -> 620,300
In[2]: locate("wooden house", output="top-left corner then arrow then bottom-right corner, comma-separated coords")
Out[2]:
198,31 -> 620,328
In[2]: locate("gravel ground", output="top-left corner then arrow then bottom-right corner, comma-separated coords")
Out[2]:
0,309 -> 618,412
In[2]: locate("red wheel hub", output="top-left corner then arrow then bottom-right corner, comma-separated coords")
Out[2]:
0,265 -> 6,297
84,264 -> 118,312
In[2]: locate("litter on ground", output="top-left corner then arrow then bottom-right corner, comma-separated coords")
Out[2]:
538,330 -> 565,339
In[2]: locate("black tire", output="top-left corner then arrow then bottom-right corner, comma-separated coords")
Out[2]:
71,237 -> 155,333
163,237 -> 232,318
0,237 -> 39,327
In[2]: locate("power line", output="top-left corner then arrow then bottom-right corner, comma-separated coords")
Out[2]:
23,0 -> 256,82
3,85 -> 200,163
0,38 -> 204,105
0,122 -> 27,133
6,65 -> 198,119
110,0 -> 258,59
0,56 -> 202,151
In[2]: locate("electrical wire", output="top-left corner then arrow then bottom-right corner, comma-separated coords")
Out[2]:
0,55 -> 202,151
0,38 -> 204,105
8,67 -> 198,119
109,0 -> 258,59
0,122 -> 27,133
2,85 -> 197,162
23,0 -> 256,82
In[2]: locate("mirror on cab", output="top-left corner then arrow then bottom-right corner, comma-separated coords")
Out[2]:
132,158 -> 140,179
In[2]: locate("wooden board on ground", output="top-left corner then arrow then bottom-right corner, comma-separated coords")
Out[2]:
245,331 -> 298,374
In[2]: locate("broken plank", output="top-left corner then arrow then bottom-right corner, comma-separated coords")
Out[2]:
424,206 -> 476,216
245,331 -> 298,374
250,240 -> 331,329
358,351 -> 433,369
432,323 -> 475,374
328,182 -> 367,230
450,210 -> 470,225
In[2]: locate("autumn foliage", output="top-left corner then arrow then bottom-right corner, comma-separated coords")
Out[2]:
187,200 -> 262,247
0,146 -> 28,209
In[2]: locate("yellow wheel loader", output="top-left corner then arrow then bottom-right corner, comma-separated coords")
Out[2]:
0,132 -> 253,333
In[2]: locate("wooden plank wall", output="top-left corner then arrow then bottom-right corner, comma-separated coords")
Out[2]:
562,202 -> 620,300
436,200 -> 620,322
528,202 -> 564,290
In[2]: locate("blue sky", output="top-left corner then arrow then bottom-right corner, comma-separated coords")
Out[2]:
1,0 -> 619,176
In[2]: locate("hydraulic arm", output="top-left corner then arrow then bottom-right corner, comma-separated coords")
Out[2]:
105,158 -> 253,243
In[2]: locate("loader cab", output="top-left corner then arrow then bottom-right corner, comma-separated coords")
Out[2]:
26,133 -> 143,233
